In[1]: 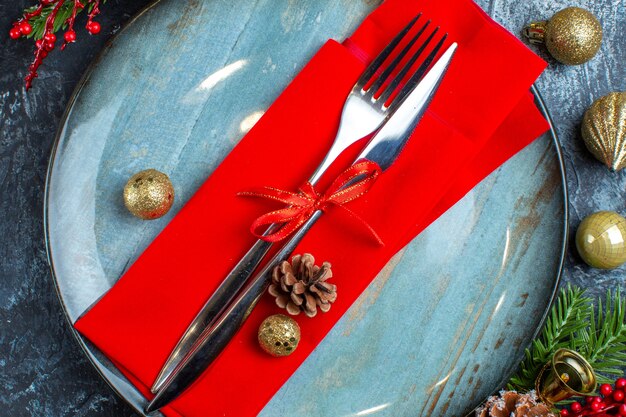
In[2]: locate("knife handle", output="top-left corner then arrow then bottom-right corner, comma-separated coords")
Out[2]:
146,211 -> 324,413
150,228 -> 277,393
196,236 -> 274,324
207,209 -> 323,343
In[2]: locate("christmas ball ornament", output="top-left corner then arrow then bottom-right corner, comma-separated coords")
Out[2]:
257,314 -> 300,357
581,92 -> 626,171
576,211 -> 626,269
523,7 -> 602,65
123,169 -> 174,220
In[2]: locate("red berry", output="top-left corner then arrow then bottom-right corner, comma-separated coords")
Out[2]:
560,409 -> 570,417
45,41 -> 55,51
619,404 -> 626,416
591,401 -> 603,412
35,39 -> 43,48
40,50 -> 48,58
601,383 -> 614,396
615,390 -> 625,402
19,21 -> 32,35
64,30 -> 76,42
9,27 -> 21,39
86,21 -> 101,34
618,378 -> 626,389
570,402 -> 583,413
43,33 -> 56,43
585,395 -> 596,404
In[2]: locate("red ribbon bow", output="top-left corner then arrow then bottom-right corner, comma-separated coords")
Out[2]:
239,160 -> 384,245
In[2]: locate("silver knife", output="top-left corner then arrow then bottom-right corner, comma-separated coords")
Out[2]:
145,41 -> 457,414
150,15 -> 436,395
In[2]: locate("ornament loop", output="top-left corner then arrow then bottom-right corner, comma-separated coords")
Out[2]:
523,21 -> 548,45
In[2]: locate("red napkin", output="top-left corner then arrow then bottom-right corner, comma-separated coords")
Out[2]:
75,0 -> 548,416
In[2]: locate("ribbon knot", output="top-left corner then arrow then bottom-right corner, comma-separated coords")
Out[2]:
238,160 -> 384,245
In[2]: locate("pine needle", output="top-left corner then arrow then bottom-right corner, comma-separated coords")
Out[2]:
27,3 -> 74,40
507,285 -> 626,391
26,0 -> 107,40
581,288 -> 626,384
508,285 -> 592,391
508,286 -> 626,391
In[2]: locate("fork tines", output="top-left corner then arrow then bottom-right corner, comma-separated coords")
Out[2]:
358,13 -> 449,110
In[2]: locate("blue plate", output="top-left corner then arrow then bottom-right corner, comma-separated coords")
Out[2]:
44,1 -> 567,416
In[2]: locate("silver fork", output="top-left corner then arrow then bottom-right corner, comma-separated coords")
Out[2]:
151,13 -> 439,394
146,36 -> 456,414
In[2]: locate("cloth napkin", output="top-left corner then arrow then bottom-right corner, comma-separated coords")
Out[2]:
75,0 -> 549,415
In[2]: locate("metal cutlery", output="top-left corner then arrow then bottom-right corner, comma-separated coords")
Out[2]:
151,13 -> 440,395
145,36 -> 457,413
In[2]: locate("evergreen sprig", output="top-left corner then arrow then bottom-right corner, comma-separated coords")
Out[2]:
25,1 -> 104,40
11,0 -> 107,89
26,3 -> 72,40
508,285 -> 626,391
581,289 -> 626,382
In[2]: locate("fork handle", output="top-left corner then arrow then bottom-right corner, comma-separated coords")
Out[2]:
189,235 -> 274,327
164,161 -> 333,364
195,212 -> 323,356
151,223 -> 280,393
169,230 -> 274,345
197,210 -> 322,345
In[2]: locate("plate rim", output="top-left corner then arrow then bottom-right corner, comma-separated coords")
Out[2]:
42,2 -> 569,415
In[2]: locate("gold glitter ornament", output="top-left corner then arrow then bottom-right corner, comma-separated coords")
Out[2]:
123,169 -> 174,220
581,92 -> 626,171
523,7 -> 602,65
258,314 -> 300,357
576,211 -> 626,269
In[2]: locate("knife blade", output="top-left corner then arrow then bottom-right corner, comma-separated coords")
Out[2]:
145,41 -> 457,414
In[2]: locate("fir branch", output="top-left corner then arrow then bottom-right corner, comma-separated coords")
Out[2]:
26,2 -> 74,40
508,285 -> 592,391
508,286 -> 626,392
12,0 -> 107,89
582,289 -> 626,383
24,0 -> 106,40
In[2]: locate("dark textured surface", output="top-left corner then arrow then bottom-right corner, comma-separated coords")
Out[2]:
0,2 -> 151,416
0,1 -> 624,416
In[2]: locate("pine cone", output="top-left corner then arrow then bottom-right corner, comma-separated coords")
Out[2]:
476,391 -> 556,417
268,253 -> 336,318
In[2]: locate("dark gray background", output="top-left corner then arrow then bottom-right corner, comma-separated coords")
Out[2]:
0,0 -> 624,416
